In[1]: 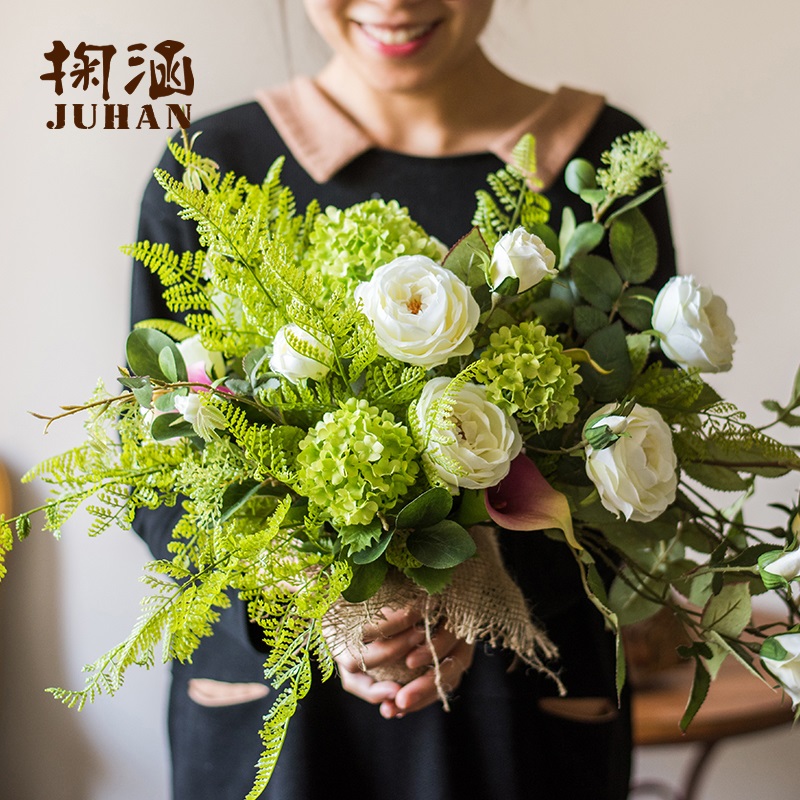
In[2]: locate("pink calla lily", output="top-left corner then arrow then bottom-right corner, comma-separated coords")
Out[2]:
485,453 -> 580,549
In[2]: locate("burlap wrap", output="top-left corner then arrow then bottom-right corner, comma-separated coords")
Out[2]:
325,525 -> 565,704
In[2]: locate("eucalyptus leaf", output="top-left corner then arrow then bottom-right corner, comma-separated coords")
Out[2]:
571,255 -> 622,312
405,564 -> 456,594
342,559 -> 388,603
565,158 -> 597,194
560,222 -> 605,269
126,328 -> 187,383
395,487 -> 453,530
406,520 -> 476,569
579,188 -> 607,206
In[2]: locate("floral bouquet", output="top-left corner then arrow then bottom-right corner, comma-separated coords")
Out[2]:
4,130 -> 800,799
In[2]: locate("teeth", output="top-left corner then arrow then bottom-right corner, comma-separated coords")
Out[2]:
360,23 -> 433,46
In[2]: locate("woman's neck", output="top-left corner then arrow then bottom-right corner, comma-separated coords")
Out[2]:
314,50 -> 548,157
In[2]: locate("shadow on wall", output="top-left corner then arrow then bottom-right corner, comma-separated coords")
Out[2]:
0,467 -> 97,800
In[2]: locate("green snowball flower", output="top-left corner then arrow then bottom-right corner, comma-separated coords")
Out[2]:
303,199 -> 445,293
296,398 -> 419,526
477,321 -> 582,432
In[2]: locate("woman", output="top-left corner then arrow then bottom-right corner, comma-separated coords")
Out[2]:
132,2 -> 676,798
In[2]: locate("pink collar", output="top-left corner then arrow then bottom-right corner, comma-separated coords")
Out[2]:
256,76 -> 605,188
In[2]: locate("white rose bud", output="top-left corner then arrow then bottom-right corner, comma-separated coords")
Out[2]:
173,394 -> 227,441
415,377 -> 522,492
761,633 -> 800,708
584,403 -> 677,523
759,547 -> 800,588
490,227 -> 557,293
269,324 -> 332,384
354,255 -> 480,368
651,275 -> 736,372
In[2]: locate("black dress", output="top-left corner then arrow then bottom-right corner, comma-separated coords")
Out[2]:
132,97 -> 676,800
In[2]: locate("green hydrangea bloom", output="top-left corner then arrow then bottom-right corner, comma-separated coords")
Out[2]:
477,322 -> 582,432
303,199 -> 444,293
296,398 -> 419,526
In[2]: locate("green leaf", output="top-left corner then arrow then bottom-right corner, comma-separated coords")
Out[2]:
560,222 -> 605,269
573,305 -> 608,339
15,513 -> 31,540
571,255 -> 622,312
760,636 -> 790,662
220,479 -> 265,522
126,328 -> 187,383
565,158 -> 597,194
531,296 -> 573,326
702,582 -> 751,639
406,520 -> 476,569
579,188 -> 607,205
493,275 -> 520,297
150,412 -> 195,441
609,208 -> 658,283
581,322 -> 633,402
337,519 -> 384,556
342,559 -> 388,603
605,184 -> 665,224
618,287 -> 656,331
395,487 -> 453,530
405,564 -> 456,594
627,332 -> 652,377
351,527 -> 394,565
158,346 -> 180,383
443,227 -> 491,289
558,206 -> 576,259
453,489 -> 490,527
608,570 -> 664,626
680,657 -> 710,732
682,462 -> 750,492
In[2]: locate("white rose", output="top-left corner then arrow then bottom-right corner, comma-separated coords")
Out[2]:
584,403 -> 677,523
269,324 -> 332,384
415,377 -> 522,492
177,335 -> 225,381
651,275 -> 736,372
490,227 -> 557,293
354,255 -> 480,367
761,633 -> 800,708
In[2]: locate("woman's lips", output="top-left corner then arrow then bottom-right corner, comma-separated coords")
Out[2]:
356,21 -> 440,57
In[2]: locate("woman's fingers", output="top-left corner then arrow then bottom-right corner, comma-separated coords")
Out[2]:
337,666 -> 402,706
385,639 -> 476,718
361,606 -> 422,641
336,622 -> 427,673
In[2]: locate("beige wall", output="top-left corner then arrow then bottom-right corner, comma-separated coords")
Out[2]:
1,1 -> 798,797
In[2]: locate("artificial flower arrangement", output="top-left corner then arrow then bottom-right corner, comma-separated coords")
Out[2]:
3,129 -> 800,799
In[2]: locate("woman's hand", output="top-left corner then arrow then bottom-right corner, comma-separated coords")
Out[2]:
334,606 -> 475,719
